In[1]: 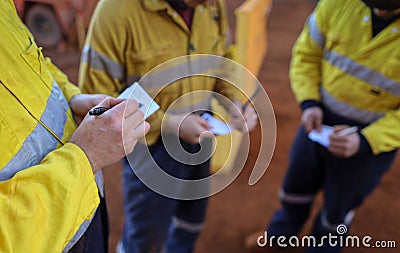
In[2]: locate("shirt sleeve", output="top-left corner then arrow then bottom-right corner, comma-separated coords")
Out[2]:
289,0 -> 332,103
0,143 -> 99,252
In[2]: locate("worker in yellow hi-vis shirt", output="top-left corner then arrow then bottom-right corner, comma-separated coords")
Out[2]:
245,0 -> 400,252
79,0 -> 259,252
0,0 -> 149,252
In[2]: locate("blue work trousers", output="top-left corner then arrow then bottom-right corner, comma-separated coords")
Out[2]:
121,138 -> 210,253
268,126 -> 397,253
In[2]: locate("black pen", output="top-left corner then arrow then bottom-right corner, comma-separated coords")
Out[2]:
242,86 -> 262,110
89,103 -> 144,116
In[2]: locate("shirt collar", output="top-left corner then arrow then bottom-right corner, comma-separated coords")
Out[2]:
142,0 -> 170,12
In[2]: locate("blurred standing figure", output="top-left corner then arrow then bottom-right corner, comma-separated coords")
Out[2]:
0,0 -> 149,252
246,0 -> 400,252
79,0 -> 258,252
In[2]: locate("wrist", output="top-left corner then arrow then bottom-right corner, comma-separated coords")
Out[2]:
301,100 -> 321,111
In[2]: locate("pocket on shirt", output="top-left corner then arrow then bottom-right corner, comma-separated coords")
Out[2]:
20,38 -> 53,87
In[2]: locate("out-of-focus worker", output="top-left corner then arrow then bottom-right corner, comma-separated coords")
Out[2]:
246,0 -> 400,252
0,0 -> 149,252
79,0 -> 258,252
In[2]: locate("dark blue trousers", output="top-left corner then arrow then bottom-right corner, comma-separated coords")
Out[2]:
121,138 -> 210,253
69,196 -> 109,253
268,126 -> 397,253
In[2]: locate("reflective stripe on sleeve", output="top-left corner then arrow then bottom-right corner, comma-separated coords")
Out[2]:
81,45 -> 125,81
308,12 -> 325,48
324,50 -> 400,98
62,215 -> 95,253
279,189 -> 314,204
321,87 -> 384,124
0,81 -> 68,181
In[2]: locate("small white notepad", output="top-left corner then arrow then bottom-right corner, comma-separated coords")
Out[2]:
118,82 -> 160,119
201,113 -> 232,136
308,125 -> 334,147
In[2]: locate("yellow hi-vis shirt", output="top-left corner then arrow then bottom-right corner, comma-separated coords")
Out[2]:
290,0 -> 400,154
0,0 -> 99,252
79,0 -> 242,145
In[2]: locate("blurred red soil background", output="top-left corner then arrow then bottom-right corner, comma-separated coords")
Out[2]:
44,0 -> 399,252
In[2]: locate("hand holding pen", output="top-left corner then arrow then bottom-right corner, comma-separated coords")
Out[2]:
89,103 -> 144,116
69,98 -> 149,173
328,125 -> 360,158
229,87 -> 260,132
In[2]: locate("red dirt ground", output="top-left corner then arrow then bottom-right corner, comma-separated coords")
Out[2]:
45,0 -> 400,252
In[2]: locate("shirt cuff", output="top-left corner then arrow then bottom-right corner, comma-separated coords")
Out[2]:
300,100 -> 321,111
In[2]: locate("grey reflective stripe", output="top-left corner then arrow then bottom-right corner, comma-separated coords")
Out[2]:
62,215 -> 95,253
139,55 -> 227,91
167,94 -> 213,114
81,45 -> 125,81
0,81 -> 68,181
308,12 -> 325,48
321,88 -> 384,124
95,171 -> 105,198
126,74 -> 141,86
279,189 -> 314,204
172,216 -> 203,233
321,209 -> 355,232
324,50 -> 400,97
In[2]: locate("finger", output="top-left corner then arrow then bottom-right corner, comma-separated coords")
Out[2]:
123,121 -> 150,153
124,109 -> 145,130
132,121 -> 150,140
197,116 -> 212,130
333,125 -> 349,133
303,119 -> 313,133
124,99 -> 141,118
327,146 -> 345,157
314,116 -> 322,132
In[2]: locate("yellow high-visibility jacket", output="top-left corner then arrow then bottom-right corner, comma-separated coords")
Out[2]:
0,0 -> 99,252
290,0 -> 400,154
79,0 -> 242,145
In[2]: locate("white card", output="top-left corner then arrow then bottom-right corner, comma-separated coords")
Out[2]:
308,125 -> 334,147
201,113 -> 232,136
118,82 -> 160,119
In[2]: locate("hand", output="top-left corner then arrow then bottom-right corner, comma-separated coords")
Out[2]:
163,113 -> 212,144
301,106 -> 323,133
69,98 -> 150,173
70,94 -> 110,124
328,125 -> 360,158
229,101 -> 258,132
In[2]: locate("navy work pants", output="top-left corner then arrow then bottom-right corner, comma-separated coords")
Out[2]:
121,138 -> 210,253
268,126 -> 397,253
69,196 -> 109,253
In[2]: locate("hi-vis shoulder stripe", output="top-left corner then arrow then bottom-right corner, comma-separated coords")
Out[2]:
321,88 -> 384,124
324,50 -> 400,98
308,12 -> 325,48
0,81 -> 68,181
81,45 -> 125,81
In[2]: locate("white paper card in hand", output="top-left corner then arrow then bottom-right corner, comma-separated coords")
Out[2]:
201,113 -> 232,136
118,82 -> 160,119
308,125 -> 334,147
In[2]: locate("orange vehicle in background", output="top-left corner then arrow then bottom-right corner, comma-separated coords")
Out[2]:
13,0 -> 98,48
